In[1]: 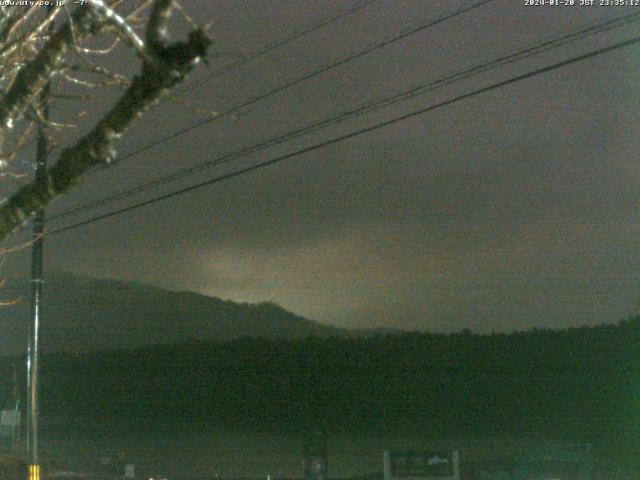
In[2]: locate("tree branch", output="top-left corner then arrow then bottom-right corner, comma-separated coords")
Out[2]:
0,0 -> 210,241
0,6 -> 100,134
88,0 -> 162,68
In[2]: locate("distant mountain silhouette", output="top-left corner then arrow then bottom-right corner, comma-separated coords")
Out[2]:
0,271 -> 345,354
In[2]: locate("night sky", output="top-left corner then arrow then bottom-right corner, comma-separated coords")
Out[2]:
3,0 -> 640,333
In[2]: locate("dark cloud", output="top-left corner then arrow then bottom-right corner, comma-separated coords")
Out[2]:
4,0 -> 639,333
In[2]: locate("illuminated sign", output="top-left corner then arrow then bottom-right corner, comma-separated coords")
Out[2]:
390,451 -> 453,477
384,450 -> 460,480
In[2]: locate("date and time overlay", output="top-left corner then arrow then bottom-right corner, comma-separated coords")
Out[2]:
1,0 -> 640,8
526,0 -> 640,6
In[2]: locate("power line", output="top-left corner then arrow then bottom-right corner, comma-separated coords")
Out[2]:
10,0 -> 382,159
81,0 -> 493,176
48,33 -> 640,236
180,0 -> 382,94
49,11 -> 640,222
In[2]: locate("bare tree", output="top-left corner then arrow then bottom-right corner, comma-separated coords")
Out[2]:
0,0 -> 210,241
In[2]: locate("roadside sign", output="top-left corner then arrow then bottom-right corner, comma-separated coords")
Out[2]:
384,450 -> 460,480
1,410 -> 19,427
516,444 -> 593,480
124,463 -> 135,478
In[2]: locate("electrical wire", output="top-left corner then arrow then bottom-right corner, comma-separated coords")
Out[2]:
48,10 -> 640,222
9,0 -> 382,159
47,33 -> 640,236
179,0 -> 383,94
80,0 -> 494,177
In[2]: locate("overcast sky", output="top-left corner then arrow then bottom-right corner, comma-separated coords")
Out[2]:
3,0 -> 640,333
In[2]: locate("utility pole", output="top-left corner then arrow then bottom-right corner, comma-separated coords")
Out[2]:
27,9 -> 52,480
26,82 -> 49,480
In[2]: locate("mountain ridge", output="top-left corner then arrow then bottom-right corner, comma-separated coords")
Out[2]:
0,270 -> 347,354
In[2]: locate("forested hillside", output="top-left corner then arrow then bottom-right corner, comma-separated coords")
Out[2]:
1,319 -> 637,454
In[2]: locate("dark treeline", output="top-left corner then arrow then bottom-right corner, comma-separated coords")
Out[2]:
1,319 -> 638,450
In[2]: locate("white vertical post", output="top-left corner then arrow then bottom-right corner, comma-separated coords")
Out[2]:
452,451 -> 460,480
383,451 -> 392,480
